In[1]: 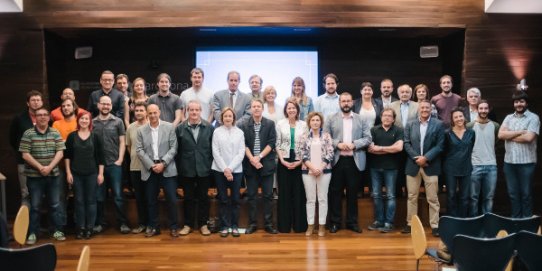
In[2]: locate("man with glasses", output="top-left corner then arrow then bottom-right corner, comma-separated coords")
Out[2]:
87,70 -> 125,119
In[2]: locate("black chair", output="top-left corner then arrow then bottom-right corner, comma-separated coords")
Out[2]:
438,215 -> 485,253
0,243 -> 57,271
516,230 -> 542,271
484,213 -> 540,237
452,233 -> 516,271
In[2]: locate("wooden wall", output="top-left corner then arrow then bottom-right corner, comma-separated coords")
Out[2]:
1,0 -> 542,216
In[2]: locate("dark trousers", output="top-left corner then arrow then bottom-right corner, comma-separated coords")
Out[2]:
130,171 -> 148,227
147,172 -> 179,229
277,151 -> 307,233
182,176 -> 211,228
246,172 -> 274,227
329,156 -> 361,228
215,171 -> 242,229
73,173 -> 98,230
96,164 -> 128,226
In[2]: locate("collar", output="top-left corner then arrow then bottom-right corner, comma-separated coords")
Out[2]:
150,120 -> 161,130
101,89 -> 113,95
158,91 -> 171,97
513,109 -> 531,118
342,112 -> 354,119
400,100 -> 410,105
34,125 -> 50,135
324,92 -> 339,98
95,113 -> 114,121
419,116 -> 431,124
228,90 -> 238,95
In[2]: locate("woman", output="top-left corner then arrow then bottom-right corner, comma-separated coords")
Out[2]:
211,107 -> 246,238
290,77 -> 314,121
65,111 -> 105,239
414,84 -> 438,118
125,77 -> 149,127
276,99 -> 308,233
262,85 -> 284,123
298,112 -> 334,237
353,82 -> 382,127
444,108 -> 475,217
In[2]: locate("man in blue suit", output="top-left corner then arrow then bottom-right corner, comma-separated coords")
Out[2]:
402,100 -> 444,237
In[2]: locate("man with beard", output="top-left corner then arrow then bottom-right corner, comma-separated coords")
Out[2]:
467,100 -> 500,216
375,78 -> 398,109
431,75 -> 461,127
314,73 -> 341,120
87,70 -> 125,119
498,91 -> 540,218
51,88 -> 89,122
92,95 -> 130,234
10,90 -> 44,205
52,98 -> 78,141
148,73 -> 184,127
324,92 -> 372,233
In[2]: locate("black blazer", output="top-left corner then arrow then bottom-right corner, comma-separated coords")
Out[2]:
352,98 -> 384,126
175,119 -> 214,178
240,117 -> 277,177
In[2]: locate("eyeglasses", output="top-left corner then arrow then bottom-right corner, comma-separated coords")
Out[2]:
101,79 -> 114,82
99,102 -> 112,106
35,114 -> 49,117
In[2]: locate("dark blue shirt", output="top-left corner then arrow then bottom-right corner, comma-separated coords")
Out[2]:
444,128 -> 475,176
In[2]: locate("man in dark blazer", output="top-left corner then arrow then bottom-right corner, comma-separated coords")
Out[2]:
136,104 -> 179,238
402,99 -> 445,237
176,100 -> 214,236
212,71 -> 252,126
374,78 -> 398,108
240,99 -> 278,234
324,92 -> 372,234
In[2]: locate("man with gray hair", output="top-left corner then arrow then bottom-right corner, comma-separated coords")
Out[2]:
465,87 -> 481,122
248,74 -> 263,99
212,71 -> 252,125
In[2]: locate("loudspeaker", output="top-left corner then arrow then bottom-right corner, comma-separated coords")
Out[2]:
420,45 -> 439,58
75,46 -> 93,59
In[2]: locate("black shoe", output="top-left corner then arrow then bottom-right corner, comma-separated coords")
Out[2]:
145,228 -> 160,238
347,225 -> 362,233
432,228 -> 439,237
401,225 -> 411,234
329,224 -> 339,233
76,229 -> 85,240
84,230 -> 92,239
264,226 -> 278,234
245,225 -> 257,234
170,229 -> 180,238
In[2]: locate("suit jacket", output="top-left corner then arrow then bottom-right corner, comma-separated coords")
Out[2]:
323,112 -> 372,172
390,100 -> 419,128
240,117 -> 277,177
136,121 -> 178,181
212,89 -> 252,125
175,120 -> 214,177
352,98 -> 383,126
374,96 -> 398,108
403,117 -> 445,177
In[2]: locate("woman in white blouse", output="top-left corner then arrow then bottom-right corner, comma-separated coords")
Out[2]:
211,107 -> 246,238
262,85 -> 284,123
353,82 -> 382,128
276,99 -> 308,233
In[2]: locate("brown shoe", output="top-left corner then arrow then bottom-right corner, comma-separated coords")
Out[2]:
306,225 -> 314,236
318,225 -> 326,237
179,226 -> 191,236
200,225 -> 211,236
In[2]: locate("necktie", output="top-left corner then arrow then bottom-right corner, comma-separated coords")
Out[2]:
229,93 -> 234,108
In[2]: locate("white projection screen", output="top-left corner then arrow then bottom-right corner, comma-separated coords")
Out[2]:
196,48 -> 318,106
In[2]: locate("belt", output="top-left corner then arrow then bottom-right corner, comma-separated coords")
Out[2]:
153,160 -> 163,164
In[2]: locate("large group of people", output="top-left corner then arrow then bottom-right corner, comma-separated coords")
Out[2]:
8,68 -> 539,244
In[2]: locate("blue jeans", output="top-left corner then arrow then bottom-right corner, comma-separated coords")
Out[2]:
469,165 -> 497,216
214,171 -> 242,229
503,163 -> 535,218
445,173 -> 471,217
96,164 -> 128,226
27,176 -> 63,234
147,172 -> 179,229
73,173 -> 98,230
370,168 -> 397,225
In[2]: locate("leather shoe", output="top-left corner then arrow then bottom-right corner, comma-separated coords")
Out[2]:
264,226 -> 278,234
170,229 -> 179,238
245,225 -> 257,234
401,225 -> 411,234
347,225 -> 362,233
431,228 -> 439,237
145,228 -> 160,238
329,224 -> 339,233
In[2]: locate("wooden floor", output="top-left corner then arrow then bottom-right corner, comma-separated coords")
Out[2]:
22,226 -> 442,271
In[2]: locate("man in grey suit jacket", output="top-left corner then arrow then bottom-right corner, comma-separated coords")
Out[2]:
212,71 -> 252,125
324,92 -> 372,233
136,104 -> 179,238
389,84 -> 418,129
402,100 -> 444,237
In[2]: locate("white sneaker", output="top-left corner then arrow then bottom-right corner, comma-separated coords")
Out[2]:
26,233 -> 37,245
53,231 -> 66,241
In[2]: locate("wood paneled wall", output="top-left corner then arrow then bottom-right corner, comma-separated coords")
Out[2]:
1,0 -> 542,216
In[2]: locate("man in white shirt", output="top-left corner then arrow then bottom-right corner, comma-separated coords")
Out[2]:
314,73 -> 341,119
180,68 -> 213,123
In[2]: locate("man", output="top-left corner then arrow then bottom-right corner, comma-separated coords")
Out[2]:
176,100 -> 214,236
367,108 -> 403,233
51,88 -> 89,121
324,92 -> 372,233
116,73 -> 131,98
180,68 -> 214,123
52,98 -> 78,141
87,70 -> 125,119
498,91 -> 540,218
19,107 -> 66,244
431,75 -> 461,127
465,87 -> 480,122
402,100 -> 444,237
314,73 -> 341,119
92,95 -> 130,234
467,100 -> 500,216
148,73 -> 183,126
136,104 -> 179,237
10,90 -> 43,205
240,99 -> 278,234
375,78 -> 398,109
390,84 -> 418,129
248,74 -> 263,99
212,71 -> 252,125
125,102 -> 149,234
